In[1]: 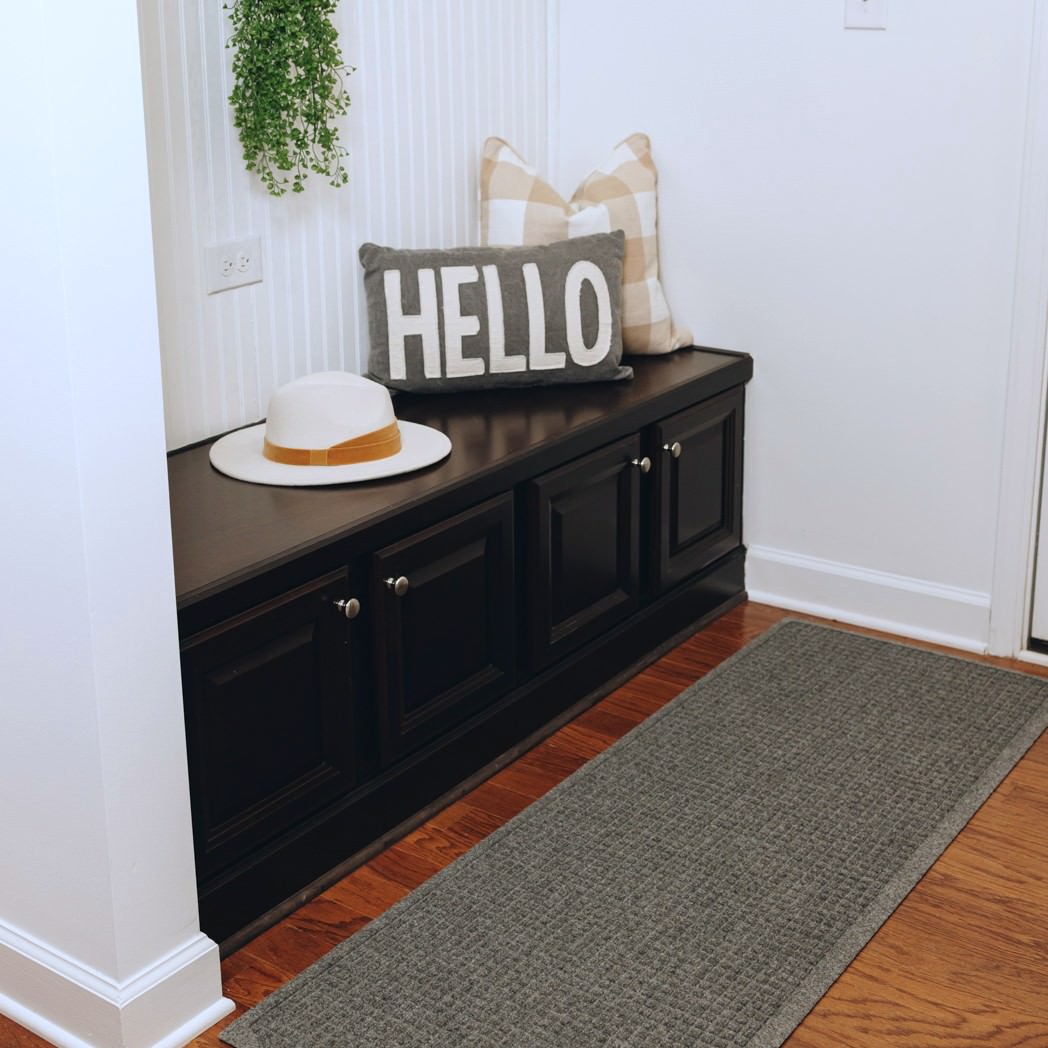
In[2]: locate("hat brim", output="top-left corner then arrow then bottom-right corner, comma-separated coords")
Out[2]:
209,420 -> 452,486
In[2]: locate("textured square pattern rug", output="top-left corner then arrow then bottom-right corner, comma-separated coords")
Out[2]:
220,621 -> 1048,1047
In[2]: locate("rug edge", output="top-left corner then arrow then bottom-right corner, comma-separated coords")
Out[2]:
746,678 -> 1048,1048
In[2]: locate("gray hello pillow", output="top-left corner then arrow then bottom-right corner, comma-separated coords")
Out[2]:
358,231 -> 632,393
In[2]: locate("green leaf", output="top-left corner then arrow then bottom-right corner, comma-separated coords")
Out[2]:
226,0 -> 352,197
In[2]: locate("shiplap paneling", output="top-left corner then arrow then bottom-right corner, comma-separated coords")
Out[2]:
140,0 -> 552,450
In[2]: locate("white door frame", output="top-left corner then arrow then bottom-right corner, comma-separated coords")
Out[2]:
989,0 -> 1048,656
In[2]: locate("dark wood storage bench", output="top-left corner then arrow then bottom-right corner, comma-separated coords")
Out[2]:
168,346 -> 753,949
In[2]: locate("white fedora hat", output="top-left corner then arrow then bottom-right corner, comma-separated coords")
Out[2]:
209,372 -> 451,486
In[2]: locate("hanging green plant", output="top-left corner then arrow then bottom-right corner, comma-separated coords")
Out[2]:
225,0 -> 353,197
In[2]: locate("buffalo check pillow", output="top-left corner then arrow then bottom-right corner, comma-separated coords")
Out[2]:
480,133 -> 691,356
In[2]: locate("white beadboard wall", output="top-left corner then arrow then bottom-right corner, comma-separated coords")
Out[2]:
140,0 -> 553,450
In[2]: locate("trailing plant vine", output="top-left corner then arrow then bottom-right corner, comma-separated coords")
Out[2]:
226,0 -> 352,197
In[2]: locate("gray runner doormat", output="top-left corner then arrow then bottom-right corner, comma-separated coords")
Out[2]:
220,620 -> 1048,1047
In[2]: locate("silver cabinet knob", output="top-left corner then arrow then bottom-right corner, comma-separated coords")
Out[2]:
384,575 -> 410,597
630,456 -> 652,474
333,597 -> 360,619
663,441 -> 682,459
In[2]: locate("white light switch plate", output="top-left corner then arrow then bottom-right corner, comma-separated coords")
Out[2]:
206,236 -> 263,294
845,0 -> 887,30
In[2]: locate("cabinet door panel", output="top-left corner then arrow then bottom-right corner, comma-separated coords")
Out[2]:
181,568 -> 359,878
527,435 -> 642,670
373,494 -> 515,765
654,388 -> 744,591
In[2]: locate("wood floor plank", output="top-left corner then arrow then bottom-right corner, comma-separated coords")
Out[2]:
454,775 -> 536,822
904,868 -> 1048,969
216,947 -> 287,1017
387,817 -> 485,870
599,689 -> 671,726
367,839 -> 445,891
782,1025 -> 865,1048
426,795 -> 505,843
486,755 -> 567,801
938,814 -> 1048,897
3,600 -> 1048,1048
853,905 -> 1048,1020
1027,731 -> 1048,766
788,959 -> 1048,1047
241,895 -> 369,985
568,703 -> 642,741
543,719 -> 617,760
514,736 -> 593,779
321,862 -> 411,918
0,1021 -> 64,1048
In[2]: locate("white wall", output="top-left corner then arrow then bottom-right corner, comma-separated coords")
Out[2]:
145,0 -> 554,449
9,5 -> 1036,1043
558,1 -> 1037,650
0,1 -> 230,1044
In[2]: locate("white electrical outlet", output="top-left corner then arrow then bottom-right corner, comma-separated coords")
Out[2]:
206,236 -> 263,294
845,0 -> 887,30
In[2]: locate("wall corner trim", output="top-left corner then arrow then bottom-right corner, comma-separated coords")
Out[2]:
746,545 -> 991,653
989,0 -> 1048,656
0,920 -> 232,1048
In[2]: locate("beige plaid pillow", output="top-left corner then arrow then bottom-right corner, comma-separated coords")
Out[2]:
480,134 -> 691,355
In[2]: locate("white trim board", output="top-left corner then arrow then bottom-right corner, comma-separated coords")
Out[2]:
0,921 -> 232,1048
990,0 -> 1048,656
747,546 -> 991,653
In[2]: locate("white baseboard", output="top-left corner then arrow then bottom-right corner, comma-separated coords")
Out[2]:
0,919 -> 233,1048
746,545 -> 991,653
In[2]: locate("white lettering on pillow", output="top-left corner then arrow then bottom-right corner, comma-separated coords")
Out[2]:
360,233 -> 629,392
384,269 -> 441,380
522,263 -> 565,371
564,260 -> 612,367
482,265 -> 526,374
440,265 -> 484,378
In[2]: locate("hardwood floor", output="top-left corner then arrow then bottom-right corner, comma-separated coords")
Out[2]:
3,601 -> 1047,1047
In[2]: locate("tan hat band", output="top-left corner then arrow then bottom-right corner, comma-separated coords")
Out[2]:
263,420 -> 402,466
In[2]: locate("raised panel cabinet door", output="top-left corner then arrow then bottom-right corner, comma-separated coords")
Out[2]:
372,493 -> 515,766
527,434 -> 643,671
654,387 -> 744,592
180,568 -> 360,879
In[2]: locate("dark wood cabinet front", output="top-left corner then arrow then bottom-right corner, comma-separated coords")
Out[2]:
180,568 -> 360,878
526,435 -> 643,670
170,349 -> 751,946
372,493 -> 516,765
653,388 -> 744,593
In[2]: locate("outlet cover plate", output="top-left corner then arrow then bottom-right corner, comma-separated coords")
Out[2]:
845,0 -> 887,30
206,236 -> 263,294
